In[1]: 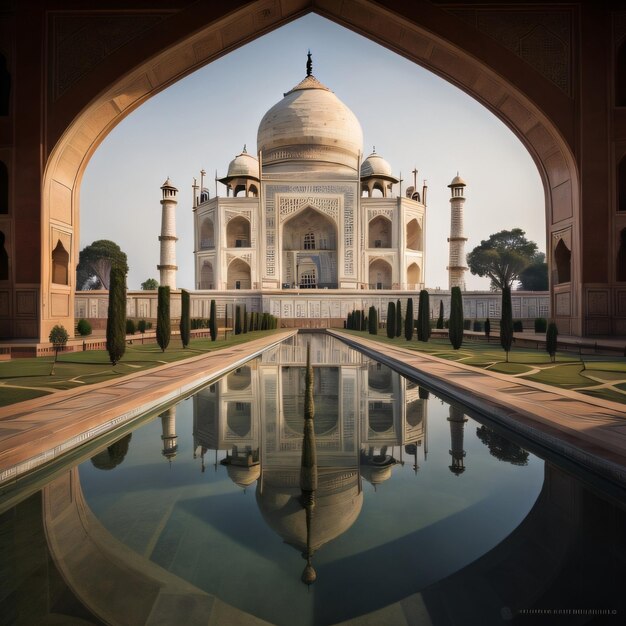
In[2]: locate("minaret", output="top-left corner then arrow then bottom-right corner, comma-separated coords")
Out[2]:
160,406 -> 178,462
158,178 -> 178,289
447,405 -> 467,475
447,174 -> 468,290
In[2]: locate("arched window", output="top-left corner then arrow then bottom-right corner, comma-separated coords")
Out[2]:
406,219 -> 422,250
303,232 -> 315,250
51,240 -> 69,285
0,231 -> 8,280
0,53 -> 9,116
0,161 -> 7,214
368,216 -> 391,248
226,216 -> 250,248
554,239 -> 571,284
300,268 -> 316,288
617,228 -> 626,281
619,156 -> 626,212
617,40 -> 626,107
200,218 -> 214,249
200,261 -> 214,289
227,258 -> 251,289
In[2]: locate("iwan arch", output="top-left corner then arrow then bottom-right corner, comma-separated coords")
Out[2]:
1,0 -> 623,340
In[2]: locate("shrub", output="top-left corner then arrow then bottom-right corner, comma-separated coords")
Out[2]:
463,319 -> 472,330
500,286 -> 513,362
243,305 -> 248,334
448,286 -> 464,350
106,266 -> 127,365
125,319 -> 136,335
386,301 -> 396,338
404,298 -> 414,341
436,300 -> 444,329
546,321 -> 558,362
513,319 -> 524,333
209,300 -> 217,341
235,304 -> 242,335
76,318 -> 92,336
473,321 -> 484,332
534,317 -> 547,333
137,319 -> 147,333
180,289 -> 190,347
156,286 -> 171,352
146,321 -> 152,330
368,305 -> 378,335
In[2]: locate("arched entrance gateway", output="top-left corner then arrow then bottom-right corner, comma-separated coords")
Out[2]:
2,1 -> 622,339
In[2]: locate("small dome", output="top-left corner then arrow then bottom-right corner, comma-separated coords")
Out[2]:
448,174 -> 466,187
161,177 -> 177,190
227,149 -> 259,180
361,152 -> 394,178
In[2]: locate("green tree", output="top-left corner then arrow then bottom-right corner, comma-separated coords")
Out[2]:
125,319 -> 135,335
243,304 -> 248,334
180,289 -> 190,347
368,305 -> 378,335
156,286 -> 171,352
404,298 -> 414,341
417,290 -> 430,342
500,286 -> 514,362
436,300 -> 444,329
77,240 -> 128,290
467,229 -> 539,290
141,278 -> 159,290
106,266 -> 126,365
448,286 -> 464,349
49,324 -> 69,375
386,301 -> 396,338
518,253 -> 548,291
76,319 -> 92,336
546,321 -> 558,363
209,300 -> 217,341
235,304 -> 242,334
395,299 -> 402,337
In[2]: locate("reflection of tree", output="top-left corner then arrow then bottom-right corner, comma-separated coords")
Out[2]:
475,426 -> 529,466
90,434 -> 132,470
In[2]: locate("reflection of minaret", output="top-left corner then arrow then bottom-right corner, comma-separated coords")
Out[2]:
161,406 -> 178,462
447,174 -> 468,290
448,405 -> 467,475
158,178 -> 178,289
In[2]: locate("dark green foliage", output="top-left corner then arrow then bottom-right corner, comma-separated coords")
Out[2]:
49,324 -> 69,375
180,289 -> 190,347
416,291 -> 429,342
476,426 -> 529,465
534,317 -> 547,333
448,286 -> 464,350
513,319 -> 524,333
518,253 -> 548,291
361,309 -> 366,331
106,266 -> 127,365
77,239 -> 129,290
76,318 -> 92,336
484,318 -> 491,340
436,300 -> 444,329
546,321 -> 558,362
140,278 -> 159,290
137,319 -> 147,333
395,299 -> 402,337
463,319 -> 472,330
125,319 -> 135,335
90,434 -> 133,470
243,305 -> 248,334
235,305 -> 242,335
156,286 -> 171,352
473,320 -> 484,332
209,300 -> 217,341
500,286 -> 513,361
368,306 -> 378,335
386,301 -> 396,338
404,298 -> 414,341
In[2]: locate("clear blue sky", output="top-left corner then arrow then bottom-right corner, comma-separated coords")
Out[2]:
81,14 -> 545,291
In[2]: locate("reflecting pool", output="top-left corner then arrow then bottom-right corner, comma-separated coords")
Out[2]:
2,333 -> 626,625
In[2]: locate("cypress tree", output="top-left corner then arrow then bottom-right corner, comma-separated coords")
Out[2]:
156,286 -> 171,352
404,298 -> 414,340
418,290 -> 431,342
484,318 -> 491,342
500,286 -> 513,362
180,289 -> 190,348
209,299 -> 217,341
546,321 -> 558,363
387,301 -> 396,338
243,304 -> 248,333
235,304 -> 242,334
448,286 -> 464,349
395,299 -> 402,337
106,266 -> 126,365
361,309 -> 366,331
436,300 -> 444,329
368,305 -> 378,335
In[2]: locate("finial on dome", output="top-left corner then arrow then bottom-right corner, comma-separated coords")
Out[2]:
243,144 -> 247,153
372,145 -> 376,153
306,50 -> 312,77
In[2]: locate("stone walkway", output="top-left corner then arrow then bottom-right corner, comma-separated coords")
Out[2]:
0,331 -> 296,486
329,331 -> 626,485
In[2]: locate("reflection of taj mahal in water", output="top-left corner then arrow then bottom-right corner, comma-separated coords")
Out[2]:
155,335 -> 471,581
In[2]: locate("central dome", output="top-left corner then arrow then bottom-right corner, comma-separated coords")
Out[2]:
257,74 -> 363,171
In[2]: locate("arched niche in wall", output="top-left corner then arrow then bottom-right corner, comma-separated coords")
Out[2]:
226,216 -> 250,248
200,218 -> 214,249
368,216 -> 392,248
407,262 -> 421,288
369,259 -> 392,289
52,240 -> 69,285
554,239 -> 571,284
200,261 -> 214,289
0,161 -> 7,214
406,219 -> 422,251
227,258 -> 250,289
617,228 -> 626,282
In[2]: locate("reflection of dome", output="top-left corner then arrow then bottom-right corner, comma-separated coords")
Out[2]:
360,462 -> 394,486
360,152 -> 394,178
227,463 -> 261,489
226,149 -> 259,180
256,470 -> 362,553
257,74 -> 363,171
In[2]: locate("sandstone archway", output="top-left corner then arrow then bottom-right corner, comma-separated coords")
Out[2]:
40,0 -> 581,339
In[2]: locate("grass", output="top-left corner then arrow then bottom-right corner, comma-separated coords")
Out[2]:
0,330 -> 284,407
341,330 -> 626,404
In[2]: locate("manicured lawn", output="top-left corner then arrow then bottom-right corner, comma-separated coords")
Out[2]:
0,330 -> 284,407
342,330 -> 626,404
